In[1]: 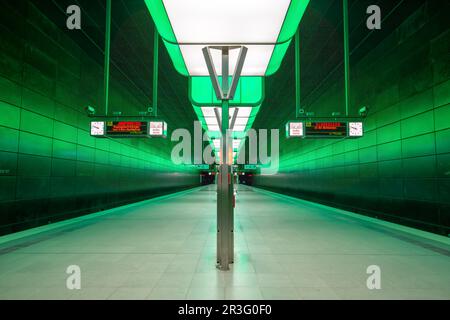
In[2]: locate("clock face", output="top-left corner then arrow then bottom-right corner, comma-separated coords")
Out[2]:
348,122 -> 363,137
289,122 -> 304,137
149,121 -> 163,136
90,121 -> 105,136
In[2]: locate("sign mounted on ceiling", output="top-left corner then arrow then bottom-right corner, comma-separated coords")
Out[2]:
107,121 -> 149,137
90,120 -> 168,138
286,121 -> 364,139
305,122 -> 348,138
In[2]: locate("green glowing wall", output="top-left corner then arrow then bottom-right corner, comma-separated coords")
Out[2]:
253,1 -> 450,235
0,1 -> 199,235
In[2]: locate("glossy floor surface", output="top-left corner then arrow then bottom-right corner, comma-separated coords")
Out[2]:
0,185 -> 449,300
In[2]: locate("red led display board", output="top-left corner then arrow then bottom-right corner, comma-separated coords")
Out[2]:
304,122 -> 347,138
106,121 -> 148,136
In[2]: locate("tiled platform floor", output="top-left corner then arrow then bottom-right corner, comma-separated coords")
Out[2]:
0,185 -> 449,300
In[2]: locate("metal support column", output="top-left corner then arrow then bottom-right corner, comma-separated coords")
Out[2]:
343,0 -> 350,116
153,28 -> 159,116
216,47 -> 233,270
295,28 -> 300,118
103,0 -> 111,116
202,45 -> 246,271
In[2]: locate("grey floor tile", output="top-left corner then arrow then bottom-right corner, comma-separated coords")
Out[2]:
260,287 -> 300,300
148,287 -> 188,300
0,185 -> 449,300
108,287 -> 153,300
186,287 -> 225,300
225,286 -> 263,300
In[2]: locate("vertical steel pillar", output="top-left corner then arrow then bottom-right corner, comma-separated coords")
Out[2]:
153,28 -> 159,116
203,46 -> 245,270
343,0 -> 350,116
295,28 -> 300,118
217,47 -> 234,270
103,0 -> 111,116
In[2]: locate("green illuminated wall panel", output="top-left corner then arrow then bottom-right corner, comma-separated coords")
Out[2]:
0,127 -> 19,152
436,129 -> 450,154
253,2 -> 450,234
19,154 -> 51,177
0,1 -> 199,235
435,104 -> 450,131
0,101 -> 20,128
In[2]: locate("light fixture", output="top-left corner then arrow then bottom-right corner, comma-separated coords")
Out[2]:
359,106 -> 369,118
190,76 -> 264,107
200,106 -> 253,133
145,0 -> 310,76
84,105 -> 96,116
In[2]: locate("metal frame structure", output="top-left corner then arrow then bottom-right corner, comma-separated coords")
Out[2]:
291,0 -> 353,122
202,46 -> 247,270
343,0 -> 350,117
153,28 -> 159,117
104,0 -> 111,116
144,0 -> 312,270
295,28 -> 301,118
293,0 -> 351,119
100,1 -> 161,120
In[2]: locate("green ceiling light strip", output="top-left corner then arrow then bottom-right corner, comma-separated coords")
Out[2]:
163,41 -> 189,75
265,0 -> 310,76
240,78 -> 264,106
278,0 -> 310,42
249,105 -> 260,119
144,0 -> 176,42
144,0 -> 188,75
265,41 -> 291,76
190,76 -> 264,107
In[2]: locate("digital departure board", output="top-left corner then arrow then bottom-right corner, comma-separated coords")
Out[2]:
90,120 -> 168,138
304,122 -> 347,138
106,121 -> 148,137
285,120 -> 364,139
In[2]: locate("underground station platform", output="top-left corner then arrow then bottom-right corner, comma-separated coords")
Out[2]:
0,0 -> 449,310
